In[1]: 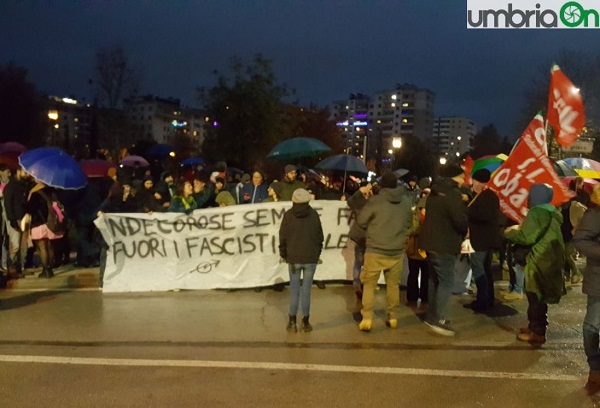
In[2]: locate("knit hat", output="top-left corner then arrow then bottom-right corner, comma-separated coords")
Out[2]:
441,164 -> 464,178
380,171 -> 398,189
270,182 -> 283,197
241,173 -> 251,183
418,177 -> 431,190
284,164 -> 297,174
292,188 -> 312,203
472,169 -> 491,183
528,183 -> 553,208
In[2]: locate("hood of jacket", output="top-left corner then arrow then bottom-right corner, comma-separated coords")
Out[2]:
528,183 -> 553,208
430,177 -> 460,196
378,186 -> 407,204
291,202 -> 311,218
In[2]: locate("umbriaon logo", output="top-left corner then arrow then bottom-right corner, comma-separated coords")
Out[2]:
467,1 -> 600,29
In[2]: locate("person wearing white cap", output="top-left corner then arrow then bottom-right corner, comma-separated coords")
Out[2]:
279,188 -> 323,333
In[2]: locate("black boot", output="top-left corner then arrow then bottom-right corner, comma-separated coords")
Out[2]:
286,315 -> 297,333
38,268 -> 54,279
302,316 -> 313,332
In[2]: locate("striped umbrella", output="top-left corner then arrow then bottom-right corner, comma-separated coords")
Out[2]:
471,154 -> 508,176
558,157 -> 600,179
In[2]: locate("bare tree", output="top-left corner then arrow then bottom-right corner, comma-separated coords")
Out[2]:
93,45 -> 140,109
91,45 -> 141,158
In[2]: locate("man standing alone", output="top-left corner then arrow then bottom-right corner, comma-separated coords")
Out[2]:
419,164 -> 468,336
356,171 -> 413,331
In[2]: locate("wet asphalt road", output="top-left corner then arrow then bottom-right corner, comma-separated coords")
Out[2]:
0,267 -> 598,407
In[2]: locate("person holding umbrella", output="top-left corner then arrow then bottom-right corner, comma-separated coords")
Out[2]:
26,182 -> 65,278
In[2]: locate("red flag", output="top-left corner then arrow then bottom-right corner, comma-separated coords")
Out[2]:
462,155 -> 474,186
487,114 -> 574,223
547,65 -> 585,147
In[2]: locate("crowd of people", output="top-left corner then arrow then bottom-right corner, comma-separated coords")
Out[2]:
2,155 -> 600,391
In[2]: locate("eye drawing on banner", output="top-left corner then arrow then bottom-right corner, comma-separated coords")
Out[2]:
189,260 -> 221,274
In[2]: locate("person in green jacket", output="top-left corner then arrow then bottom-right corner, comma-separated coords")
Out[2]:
504,183 -> 565,344
278,165 -> 305,201
168,181 -> 198,214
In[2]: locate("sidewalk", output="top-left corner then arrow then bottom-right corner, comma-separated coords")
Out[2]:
3,264 -> 101,291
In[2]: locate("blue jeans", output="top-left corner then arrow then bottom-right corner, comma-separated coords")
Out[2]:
353,244 -> 365,287
427,252 -> 457,323
470,250 -> 494,308
288,263 -> 317,317
584,295 -> 600,372
510,263 -> 525,294
453,254 -> 472,294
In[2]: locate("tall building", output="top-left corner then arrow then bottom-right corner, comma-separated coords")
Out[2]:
433,116 -> 476,160
331,93 -> 370,158
125,95 -> 206,150
45,95 -> 94,154
331,84 -> 435,165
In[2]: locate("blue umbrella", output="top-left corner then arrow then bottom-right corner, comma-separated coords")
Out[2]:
266,137 -> 331,161
180,157 -> 205,166
19,147 -> 87,190
145,143 -> 176,158
315,154 -> 368,174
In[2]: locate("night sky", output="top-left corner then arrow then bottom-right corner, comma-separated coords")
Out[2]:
1,0 -> 599,137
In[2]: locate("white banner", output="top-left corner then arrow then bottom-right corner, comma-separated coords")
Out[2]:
95,201 -> 355,292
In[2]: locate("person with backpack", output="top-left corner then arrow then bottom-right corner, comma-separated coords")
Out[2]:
26,182 -> 66,279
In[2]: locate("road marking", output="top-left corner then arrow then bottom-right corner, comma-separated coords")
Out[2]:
0,355 -> 582,381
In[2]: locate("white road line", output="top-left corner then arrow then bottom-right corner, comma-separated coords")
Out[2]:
0,355 -> 582,381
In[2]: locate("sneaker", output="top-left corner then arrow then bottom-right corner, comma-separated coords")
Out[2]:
516,331 -> 546,344
386,318 -> 398,329
503,291 -> 524,301
571,275 -> 583,285
315,281 -> 326,289
358,319 -> 372,332
424,319 -> 456,337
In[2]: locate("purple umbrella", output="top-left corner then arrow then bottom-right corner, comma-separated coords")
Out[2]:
119,155 -> 150,167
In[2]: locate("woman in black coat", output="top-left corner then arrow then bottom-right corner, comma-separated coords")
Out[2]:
26,183 -> 65,278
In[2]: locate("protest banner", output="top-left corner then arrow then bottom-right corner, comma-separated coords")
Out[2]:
95,201 -> 355,292
487,114 -> 574,223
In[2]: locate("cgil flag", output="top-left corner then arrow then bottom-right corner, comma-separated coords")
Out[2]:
487,114 -> 574,223
547,65 -> 585,147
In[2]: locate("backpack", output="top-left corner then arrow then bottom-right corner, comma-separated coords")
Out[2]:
37,190 -> 66,234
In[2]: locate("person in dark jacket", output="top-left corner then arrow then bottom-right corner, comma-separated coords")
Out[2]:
464,169 -> 502,312
26,183 -> 65,278
572,184 -> 600,393
356,171 -> 413,331
279,165 -> 305,201
3,168 -> 33,278
239,171 -> 269,204
505,183 -> 565,344
419,164 -> 468,336
347,182 -> 372,298
137,176 -> 163,213
279,188 -> 324,333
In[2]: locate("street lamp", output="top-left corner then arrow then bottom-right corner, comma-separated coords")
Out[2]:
390,136 -> 402,170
